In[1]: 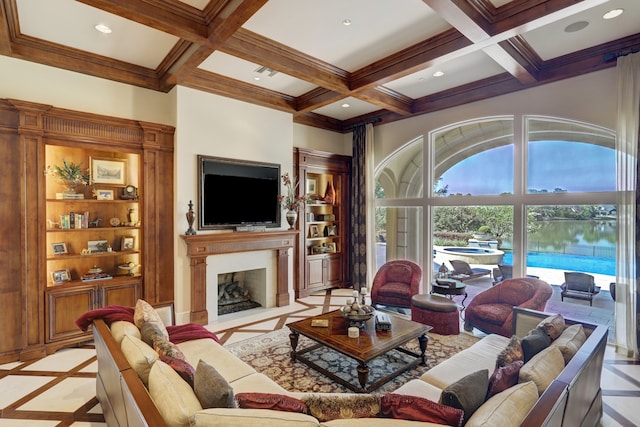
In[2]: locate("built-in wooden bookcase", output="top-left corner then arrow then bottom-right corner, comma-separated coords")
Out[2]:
0,99 -> 175,362
294,148 -> 351,297
44,144 -> 142,343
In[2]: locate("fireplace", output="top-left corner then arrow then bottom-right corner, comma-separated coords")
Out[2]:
180,230 -> 297,325
217,269 -> 265,315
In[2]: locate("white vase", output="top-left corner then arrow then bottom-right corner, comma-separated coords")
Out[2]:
285,209 -> 298,230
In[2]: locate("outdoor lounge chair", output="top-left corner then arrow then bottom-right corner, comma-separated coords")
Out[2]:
449,259 -> 491,282
561,272 -> 601,306
492,264 -> 539,285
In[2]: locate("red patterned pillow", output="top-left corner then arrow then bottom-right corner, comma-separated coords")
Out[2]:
153,338 -> 186,360
486,360 -> 524,399
380,394 -> 464,426
236,393 -> 308,414
159,355 -> 195,388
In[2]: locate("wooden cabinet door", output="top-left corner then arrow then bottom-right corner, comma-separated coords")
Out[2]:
307,258 -> 325,289
46,284 -> 96,343
99,280 -> 140,307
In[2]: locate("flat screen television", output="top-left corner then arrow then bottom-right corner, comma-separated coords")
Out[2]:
198,155 -> 281,230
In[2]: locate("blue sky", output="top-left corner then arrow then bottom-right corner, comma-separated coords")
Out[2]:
438,141 -> 616,195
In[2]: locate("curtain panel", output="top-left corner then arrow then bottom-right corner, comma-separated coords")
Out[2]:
615,51 -> 640,358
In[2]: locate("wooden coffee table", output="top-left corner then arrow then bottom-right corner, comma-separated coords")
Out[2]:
287,310 -> 431,393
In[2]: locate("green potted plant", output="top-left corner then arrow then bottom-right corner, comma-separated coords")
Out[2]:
46,159 -> 90,194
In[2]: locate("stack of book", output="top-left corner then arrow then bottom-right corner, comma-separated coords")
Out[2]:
81,272 -> 112,282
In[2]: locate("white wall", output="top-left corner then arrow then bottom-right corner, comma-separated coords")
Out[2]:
0,55 -> 175,125
293,123 -> 352,156
173,86 -> 298,323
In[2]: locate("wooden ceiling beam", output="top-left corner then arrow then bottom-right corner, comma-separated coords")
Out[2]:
182,69 -> 297,113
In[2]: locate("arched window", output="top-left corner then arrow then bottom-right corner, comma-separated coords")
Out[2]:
375,115 -> 616,286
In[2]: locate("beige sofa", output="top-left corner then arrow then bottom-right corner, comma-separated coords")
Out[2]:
92,306 -> 607,427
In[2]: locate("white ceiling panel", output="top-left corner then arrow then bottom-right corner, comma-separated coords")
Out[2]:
312,97 -> 380,121
384,50 -> 506,98
199,52 -> 317,96
522,0 -> 639,61
16,0 -> 178,69
242,0 -> 451,72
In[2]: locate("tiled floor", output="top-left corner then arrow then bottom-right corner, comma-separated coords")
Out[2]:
0,287 -> 636,426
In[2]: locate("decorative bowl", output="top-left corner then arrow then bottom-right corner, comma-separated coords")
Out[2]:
340,305 -> 375,324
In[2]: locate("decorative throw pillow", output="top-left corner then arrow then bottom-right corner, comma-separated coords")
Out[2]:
153,337 -> 186,360
440,369 -> 489,424
519,346 -> 565,395
148,360 -> 202,427
120,334 -> 158,386
194,360 -> 234,409
160,355 -> 195,388
133,299 -> 169,339
465,381 -> 538,427
496,335 -> 524,368
537,314 -> 565,340
235,393 -> 308,414
141,321 -> 169,347
486,360 -> 524,399
301,394 -> 381,422
380,393 -> 464,426
110,320 -> 141,345
550,323 -> 586,363
521,327 -> 551,363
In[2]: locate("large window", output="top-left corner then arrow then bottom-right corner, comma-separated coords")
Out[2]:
375,115 -> 616,284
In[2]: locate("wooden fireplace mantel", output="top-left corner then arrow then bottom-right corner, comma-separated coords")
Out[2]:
180,230 -> 298,325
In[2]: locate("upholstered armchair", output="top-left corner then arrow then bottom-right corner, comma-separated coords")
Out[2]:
463,277 -> 553,337
370,260 -> 422,309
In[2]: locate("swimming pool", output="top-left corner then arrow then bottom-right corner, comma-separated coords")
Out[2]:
502,252 -> 615,276
435,246 -> 504,265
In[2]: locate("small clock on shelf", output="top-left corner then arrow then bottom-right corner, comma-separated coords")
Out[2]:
121,184 -> 138,200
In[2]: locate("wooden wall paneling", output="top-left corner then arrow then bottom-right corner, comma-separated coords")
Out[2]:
0,98 -> 175,361
141,122 -> 175,304
0,104 -> 25,362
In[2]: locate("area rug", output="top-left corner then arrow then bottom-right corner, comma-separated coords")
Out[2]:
226,328 -> 479,394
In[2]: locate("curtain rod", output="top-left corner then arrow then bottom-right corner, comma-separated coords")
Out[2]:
604,47 -> 640,63
343,117 -> 382,131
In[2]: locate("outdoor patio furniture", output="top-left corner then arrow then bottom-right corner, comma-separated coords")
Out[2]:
492,264 -> 539,285
371,260 -> 422,309
449,259 -> 491,281
463,277 -> 553,337
561,272 -> 601,306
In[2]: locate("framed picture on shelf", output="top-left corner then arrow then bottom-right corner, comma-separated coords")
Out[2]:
310,225 -> 319,237
95,189 -> 114,200
324,242 -> 337,253
87,239 -> 109,253
325,225 -> 338,236
51,242 -> 68,255
121,235 -> 135,251
52,269 -> 71,284
90,156 -> 127,185
306,178 -> 317,195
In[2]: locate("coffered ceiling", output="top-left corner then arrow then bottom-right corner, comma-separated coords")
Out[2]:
1,0 -> 638,132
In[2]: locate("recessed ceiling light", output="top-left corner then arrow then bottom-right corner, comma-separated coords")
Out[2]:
342,19 -> 352,26
253,76 -> 261,81
564,21 -> 589,33
603,9 -> 624,20
94,24 -> 112,34
341,103 -> 350,108
432,71 -> 445,77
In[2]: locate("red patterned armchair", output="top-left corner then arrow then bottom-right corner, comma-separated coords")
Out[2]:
463,277 -> 553,337
370,260 -> 422,309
